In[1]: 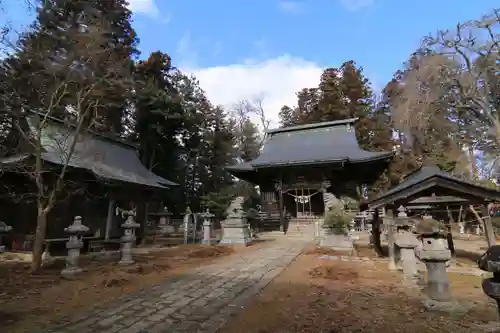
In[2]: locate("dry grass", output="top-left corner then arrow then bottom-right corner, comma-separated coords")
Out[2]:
220,252 -> 498,333
0,244 -> 234,333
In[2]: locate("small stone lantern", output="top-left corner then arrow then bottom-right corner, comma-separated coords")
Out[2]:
394,206 -> 420,283
201,209 -> 215,245
151,207 -> 173,235
61,216 -> 89,278
415,217 -> 451,302
478,245 -> 500,319
119,209 -> 140,265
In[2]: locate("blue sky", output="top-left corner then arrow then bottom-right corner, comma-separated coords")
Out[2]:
3,0 -> 498,125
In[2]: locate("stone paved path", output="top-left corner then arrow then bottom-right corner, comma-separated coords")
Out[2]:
44,240 -> 305,333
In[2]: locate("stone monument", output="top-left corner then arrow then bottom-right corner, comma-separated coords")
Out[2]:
61,216 -> 89,278
183,207 -> 192,244
117,208 -> 140,265
201,209 -> 215,245
219,197 -> 252,245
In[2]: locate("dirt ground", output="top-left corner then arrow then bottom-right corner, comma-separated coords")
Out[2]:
220,247 -> 498,333
0,244 -> 236,333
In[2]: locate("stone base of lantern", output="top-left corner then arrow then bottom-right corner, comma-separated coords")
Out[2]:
202,238 -> 217,245
320,233 -> 354,252
219,225 -> 252,245
422,298 -> 468,314
61,267 -> 83,279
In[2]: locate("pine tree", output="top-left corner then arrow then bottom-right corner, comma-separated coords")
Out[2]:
5,0 -> 138,134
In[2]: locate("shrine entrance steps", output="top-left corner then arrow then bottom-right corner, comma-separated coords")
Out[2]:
285,217 -> 320,241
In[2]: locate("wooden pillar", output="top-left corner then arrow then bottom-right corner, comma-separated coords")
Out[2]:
277,178 -> 284,233
105,197 -> 115,240
445,205 -> 456,256
482,205 -> 496,247
371,208 -> 384,257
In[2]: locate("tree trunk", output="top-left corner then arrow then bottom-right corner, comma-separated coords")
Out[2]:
31,209 -> 48,271
372,210 -> 384,257
470,205 -> 496,247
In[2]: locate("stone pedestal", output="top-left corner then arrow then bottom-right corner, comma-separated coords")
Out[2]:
61,216 -> 89,278
220,224 -> 251,245
220,197 -> 252,246
320,227 -> 353,252
119,210 -> 140,265
201,209 -> 215,245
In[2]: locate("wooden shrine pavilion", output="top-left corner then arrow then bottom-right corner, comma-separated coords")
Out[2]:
227,118 -> 393,231
365,165 -> 500,259
0,113 -> 177,249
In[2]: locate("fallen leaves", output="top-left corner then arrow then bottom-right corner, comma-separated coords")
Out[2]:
219,253 -> 498,333
0,244 -> 233,333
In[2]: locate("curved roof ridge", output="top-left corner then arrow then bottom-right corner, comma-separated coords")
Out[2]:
266,118 -> 359,135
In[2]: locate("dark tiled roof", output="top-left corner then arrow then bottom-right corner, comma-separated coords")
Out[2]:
228,118 -> 392,171
1,118 -> 177,189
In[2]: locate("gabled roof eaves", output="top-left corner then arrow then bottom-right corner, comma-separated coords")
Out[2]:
367,166 -> 500,208
1,119 -> 178,189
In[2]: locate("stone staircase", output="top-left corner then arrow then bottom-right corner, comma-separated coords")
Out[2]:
285,217 -> 319,240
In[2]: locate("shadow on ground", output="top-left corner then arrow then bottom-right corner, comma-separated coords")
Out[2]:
219,253 -> 497,333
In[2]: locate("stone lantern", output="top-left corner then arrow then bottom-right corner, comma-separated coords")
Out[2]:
118,209 -> 140,265
61,216 -> 89,278
394,206 -> 420,283
478,245 -> 500,319
150,207 -> 173,235
0,221 -> 12,252
414,217 -> 452,302
201,209 -> 215,245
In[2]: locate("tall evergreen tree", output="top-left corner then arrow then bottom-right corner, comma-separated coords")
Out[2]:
4,0 -> 138,134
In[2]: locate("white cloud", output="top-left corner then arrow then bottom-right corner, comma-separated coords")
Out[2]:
176,32 -> 198,68
278,1 -> 304,14
184,55 -> 323,127
128,0 -> 159,17
338,0 -> 374,11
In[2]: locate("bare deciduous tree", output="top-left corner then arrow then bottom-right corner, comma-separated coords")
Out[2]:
232,96 -> 271,147
391,9 -> 499,247
1,18 -> 131,270
424,9 -> 499,146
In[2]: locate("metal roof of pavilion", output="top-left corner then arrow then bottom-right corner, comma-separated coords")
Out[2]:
366,166 -> 500,209
0,116 -> 177,189
227,118 -> 393,175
